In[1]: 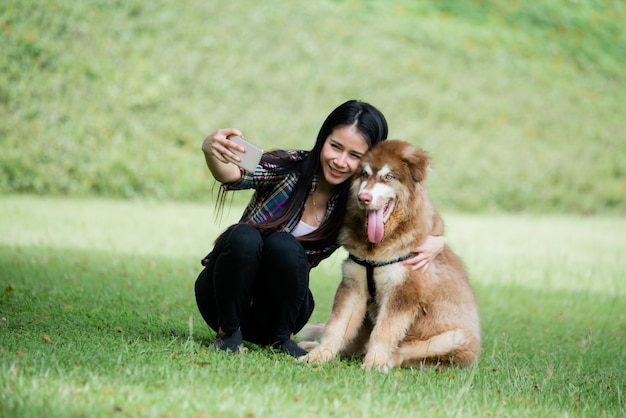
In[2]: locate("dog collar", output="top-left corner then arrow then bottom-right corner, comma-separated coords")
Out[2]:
348,253 -> 411,268
348,253 -> 411,300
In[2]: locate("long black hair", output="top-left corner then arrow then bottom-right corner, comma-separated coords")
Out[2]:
255,100 -> 388,250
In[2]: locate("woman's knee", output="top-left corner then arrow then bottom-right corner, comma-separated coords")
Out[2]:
263,232 -> 307,271
217,224 -> 263,259
264,232 -> 304,257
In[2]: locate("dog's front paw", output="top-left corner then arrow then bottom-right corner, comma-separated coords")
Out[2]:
388,349 -> 405,368
361,359 -> 390,373
362,351 -> 391,373
299,346 -> 336,363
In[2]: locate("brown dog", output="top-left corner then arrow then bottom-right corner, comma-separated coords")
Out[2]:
299,140 -> 481,371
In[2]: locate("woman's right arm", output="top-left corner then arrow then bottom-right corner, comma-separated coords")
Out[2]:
201,128 -> 246,184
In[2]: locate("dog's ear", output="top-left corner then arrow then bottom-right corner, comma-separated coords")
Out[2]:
403,147 -> 430,183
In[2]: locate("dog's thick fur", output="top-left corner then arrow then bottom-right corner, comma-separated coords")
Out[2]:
299,140 -> 481,371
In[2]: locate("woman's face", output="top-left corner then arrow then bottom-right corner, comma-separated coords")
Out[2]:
319,124 -> 369,188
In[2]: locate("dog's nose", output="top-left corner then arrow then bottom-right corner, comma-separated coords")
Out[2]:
358,192 -> 372,206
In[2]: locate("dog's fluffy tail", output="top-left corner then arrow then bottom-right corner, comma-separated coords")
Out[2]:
296,322 -> 325,351
297,322 -> 325,341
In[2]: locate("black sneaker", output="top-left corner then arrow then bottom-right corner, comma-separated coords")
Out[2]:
273,338 -> 308,358
213,329 -> 244,353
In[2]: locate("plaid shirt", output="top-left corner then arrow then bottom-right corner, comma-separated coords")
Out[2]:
223,150 -> 340,268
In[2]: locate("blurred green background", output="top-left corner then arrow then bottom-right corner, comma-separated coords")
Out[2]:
1,0 -> 624,213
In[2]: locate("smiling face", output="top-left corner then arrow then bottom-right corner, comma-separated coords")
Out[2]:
319,124 -> 369,189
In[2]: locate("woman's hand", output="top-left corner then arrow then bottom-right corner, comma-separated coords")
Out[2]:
202,128 -> 245,163
202,128 -> 245,184
402,235 -> 445,272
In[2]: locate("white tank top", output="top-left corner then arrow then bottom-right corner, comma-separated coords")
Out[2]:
291,220 -> 318,237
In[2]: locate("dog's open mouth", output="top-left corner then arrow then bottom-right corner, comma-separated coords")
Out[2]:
365,199 -> 394,243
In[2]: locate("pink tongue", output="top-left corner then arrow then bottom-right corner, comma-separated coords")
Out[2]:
367,208 -> 385,243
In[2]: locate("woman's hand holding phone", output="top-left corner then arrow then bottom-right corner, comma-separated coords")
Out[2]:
202,128 -> 263,183
223,135 -> 263,172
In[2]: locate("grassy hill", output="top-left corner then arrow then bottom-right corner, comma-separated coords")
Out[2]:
1,0 -> 624,213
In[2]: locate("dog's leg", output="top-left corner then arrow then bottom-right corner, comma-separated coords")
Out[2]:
301,271 -> 368,363
390,329 -> 477,367
361,281 -> 418,372
361,310 -> 415,372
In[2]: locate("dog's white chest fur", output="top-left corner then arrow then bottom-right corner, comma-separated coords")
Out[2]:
370,263 -> 407,295
343,259 -> 408,297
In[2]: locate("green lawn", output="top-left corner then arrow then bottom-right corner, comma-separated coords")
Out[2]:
1,196 -> 624,417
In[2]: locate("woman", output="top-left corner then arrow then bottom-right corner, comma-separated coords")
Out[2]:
194,100 -> 444,357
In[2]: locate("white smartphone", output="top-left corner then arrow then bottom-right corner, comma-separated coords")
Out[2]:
225,136 -> 263,172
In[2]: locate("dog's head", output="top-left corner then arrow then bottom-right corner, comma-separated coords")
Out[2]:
350,140 -> 430,244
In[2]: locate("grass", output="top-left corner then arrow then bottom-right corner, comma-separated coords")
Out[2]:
1,0 -> 625,213
1,195 -> 624,417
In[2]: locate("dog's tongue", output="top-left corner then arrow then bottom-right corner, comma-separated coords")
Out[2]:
367,208 -> 385,243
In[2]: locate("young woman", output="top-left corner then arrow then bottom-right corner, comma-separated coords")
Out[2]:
194,100 -> 444,357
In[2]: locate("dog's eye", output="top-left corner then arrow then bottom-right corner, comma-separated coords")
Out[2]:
361,171 -> 369,179
385,173 -> 395,181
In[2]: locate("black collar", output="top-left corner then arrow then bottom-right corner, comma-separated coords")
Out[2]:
348,253 -> 411,300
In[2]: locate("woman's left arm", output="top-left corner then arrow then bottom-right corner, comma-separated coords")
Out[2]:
402,209 -> 445,272
402,235 -> 445,272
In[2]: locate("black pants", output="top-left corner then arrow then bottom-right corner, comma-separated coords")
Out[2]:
194,224 -> 314,346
